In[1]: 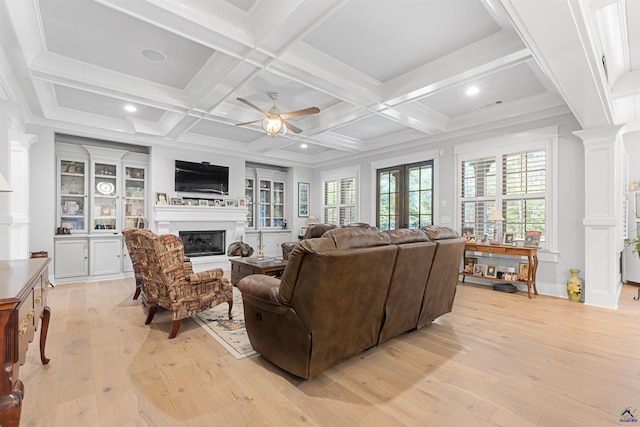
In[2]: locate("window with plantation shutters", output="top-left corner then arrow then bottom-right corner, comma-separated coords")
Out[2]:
460,150 -> 547,243
323,178 -> 357,225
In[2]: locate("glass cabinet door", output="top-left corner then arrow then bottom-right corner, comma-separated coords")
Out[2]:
273,181 -> 284,227
259,180 -> 271,227
245,178 -> 254,228
59,159 -> 88,233
124,166 -> 146,229
92,162 -> 118,232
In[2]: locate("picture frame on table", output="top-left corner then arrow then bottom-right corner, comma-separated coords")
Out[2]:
198,199 -> 208,206
485,264 -> 498,278
461,227 -> 474,239
213,199 -> 222,207
298,182 -> 309,217
225,199 -> 236,207
155,192 -> 168,205
466,235 -> 477,243
518,262 -> 530,281
503,232 -> 515,245
237,197 -> 247,208
479,234 -> 489,244
464,257 -> 478,273
524,231 -> 542,247
473,263 -> 484,276
170,197 -> 183,205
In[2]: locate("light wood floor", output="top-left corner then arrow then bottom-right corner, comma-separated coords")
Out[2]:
18,277 -> 640,427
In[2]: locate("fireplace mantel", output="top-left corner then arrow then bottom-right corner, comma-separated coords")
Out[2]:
153,205 -> 247,225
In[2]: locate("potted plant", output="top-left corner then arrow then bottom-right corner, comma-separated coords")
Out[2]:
624,237 -> 640,300
625,236 -> 640,256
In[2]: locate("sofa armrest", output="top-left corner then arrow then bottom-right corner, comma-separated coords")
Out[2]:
238,275 -> 292,316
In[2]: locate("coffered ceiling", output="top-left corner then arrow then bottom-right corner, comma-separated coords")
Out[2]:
1,0 -> 638,166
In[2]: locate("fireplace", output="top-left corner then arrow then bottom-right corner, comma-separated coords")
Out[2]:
179,230 -> 226,257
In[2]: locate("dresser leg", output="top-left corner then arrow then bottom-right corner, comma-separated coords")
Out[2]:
39,306 -> 51,365
0,379 -> 24,427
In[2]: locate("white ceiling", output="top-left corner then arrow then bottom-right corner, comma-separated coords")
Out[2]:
1,0 -> 639,167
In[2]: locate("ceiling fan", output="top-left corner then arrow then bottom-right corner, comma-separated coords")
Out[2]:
235,93 -> 320,137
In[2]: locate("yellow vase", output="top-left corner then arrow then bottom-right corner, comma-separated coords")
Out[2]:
566,269 -> 582,302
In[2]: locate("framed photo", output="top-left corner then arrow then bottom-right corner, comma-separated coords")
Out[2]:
524,231 -> 542,247
298,182 -> 309,217
461,227 -> 474,239
170,197 -> 183,205
473,264 -> 484,276
185,198 -> 195,206
503,232 -> 515,245
518,262 -> 530,281
485,264 -> 498,278
464,257 -> 478,273
225,199 -> 236,207
466,235 -> 476,243
237,197 -> 247,208
198,199 -> 208,206
155,192 -> 168,205
214,199 -> 222,206
479,234 -> 489,245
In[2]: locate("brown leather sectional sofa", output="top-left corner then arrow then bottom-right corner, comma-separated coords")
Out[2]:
237,225 -> 465,379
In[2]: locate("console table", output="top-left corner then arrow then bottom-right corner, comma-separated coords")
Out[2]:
0,258 -> 52,427
461,243 -> 539,298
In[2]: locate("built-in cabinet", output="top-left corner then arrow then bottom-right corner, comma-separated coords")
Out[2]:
54,143 -> 148,282
245,167 -> 291,257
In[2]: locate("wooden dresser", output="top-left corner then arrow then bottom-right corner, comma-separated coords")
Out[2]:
0,259 -> 52,427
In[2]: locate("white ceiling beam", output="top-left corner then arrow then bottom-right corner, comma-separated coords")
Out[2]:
499,0 -> 615,129
382,30 -> 530,106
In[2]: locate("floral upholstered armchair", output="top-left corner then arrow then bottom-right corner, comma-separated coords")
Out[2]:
132,229 -> 233,339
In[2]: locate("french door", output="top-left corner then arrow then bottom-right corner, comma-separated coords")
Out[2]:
377,160 -> 433,231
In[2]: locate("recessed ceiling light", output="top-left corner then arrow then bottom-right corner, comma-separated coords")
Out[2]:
124,105 -> 137,113
300,143 -> 308,149
466,86 -> 479,96
141,48 -> 167,62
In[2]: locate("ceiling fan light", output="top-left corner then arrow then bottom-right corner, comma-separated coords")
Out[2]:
262,117 -> 286,137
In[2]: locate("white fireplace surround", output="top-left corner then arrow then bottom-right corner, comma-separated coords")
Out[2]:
153,205 -> 246,270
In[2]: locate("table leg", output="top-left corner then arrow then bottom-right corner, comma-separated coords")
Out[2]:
39,306 -> 51,365
531,254 -> 539,296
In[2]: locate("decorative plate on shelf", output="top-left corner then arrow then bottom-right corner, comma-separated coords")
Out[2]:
96,181 -> 115,195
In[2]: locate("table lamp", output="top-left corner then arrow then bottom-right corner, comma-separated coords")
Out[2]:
488,210 -> 504,244
0,172 -> 11,192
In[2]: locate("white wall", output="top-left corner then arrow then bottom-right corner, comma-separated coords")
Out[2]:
313,113 -> 585,297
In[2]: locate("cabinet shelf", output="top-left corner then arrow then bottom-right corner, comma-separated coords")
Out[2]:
459,272 -> 526,284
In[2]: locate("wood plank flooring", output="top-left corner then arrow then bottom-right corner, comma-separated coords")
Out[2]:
18,277 -> 640,427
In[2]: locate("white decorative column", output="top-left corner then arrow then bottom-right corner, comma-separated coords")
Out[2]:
574,125 -> 626,309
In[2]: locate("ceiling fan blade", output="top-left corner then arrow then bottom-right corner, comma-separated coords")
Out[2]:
237,98 -> 269,116
283,119 -> 303,134
235,119 -> 263,127
280,107 -> 320,119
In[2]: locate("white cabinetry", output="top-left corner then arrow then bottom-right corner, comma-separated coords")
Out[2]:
245,230 -> 292,258
54,142 -> 148,282
90,237 -> 122,275
54,238 -> 88,278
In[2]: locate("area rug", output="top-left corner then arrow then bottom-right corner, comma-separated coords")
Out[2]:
193,287 -> 256,359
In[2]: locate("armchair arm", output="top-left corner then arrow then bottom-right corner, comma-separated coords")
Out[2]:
187,268 -> 225,285
281,241 -> 298,260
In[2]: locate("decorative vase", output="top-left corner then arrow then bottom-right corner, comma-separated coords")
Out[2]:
566,268 -> 582,302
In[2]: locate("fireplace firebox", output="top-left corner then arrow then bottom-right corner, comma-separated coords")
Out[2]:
179,230 -> 225,257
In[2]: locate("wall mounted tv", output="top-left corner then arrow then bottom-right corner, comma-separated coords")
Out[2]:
175,160 -> 229,195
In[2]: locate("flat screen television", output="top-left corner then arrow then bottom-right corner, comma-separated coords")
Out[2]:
174,160 -> 229,195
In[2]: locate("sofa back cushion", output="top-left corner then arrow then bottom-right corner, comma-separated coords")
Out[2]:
323,227 -> 391,249
289,244 -> 398,378
378,228 -> 435,343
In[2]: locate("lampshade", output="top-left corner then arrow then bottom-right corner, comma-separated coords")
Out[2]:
262,117 -> 287,137
0,172 -> 11,192
488,210 -> 504,221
